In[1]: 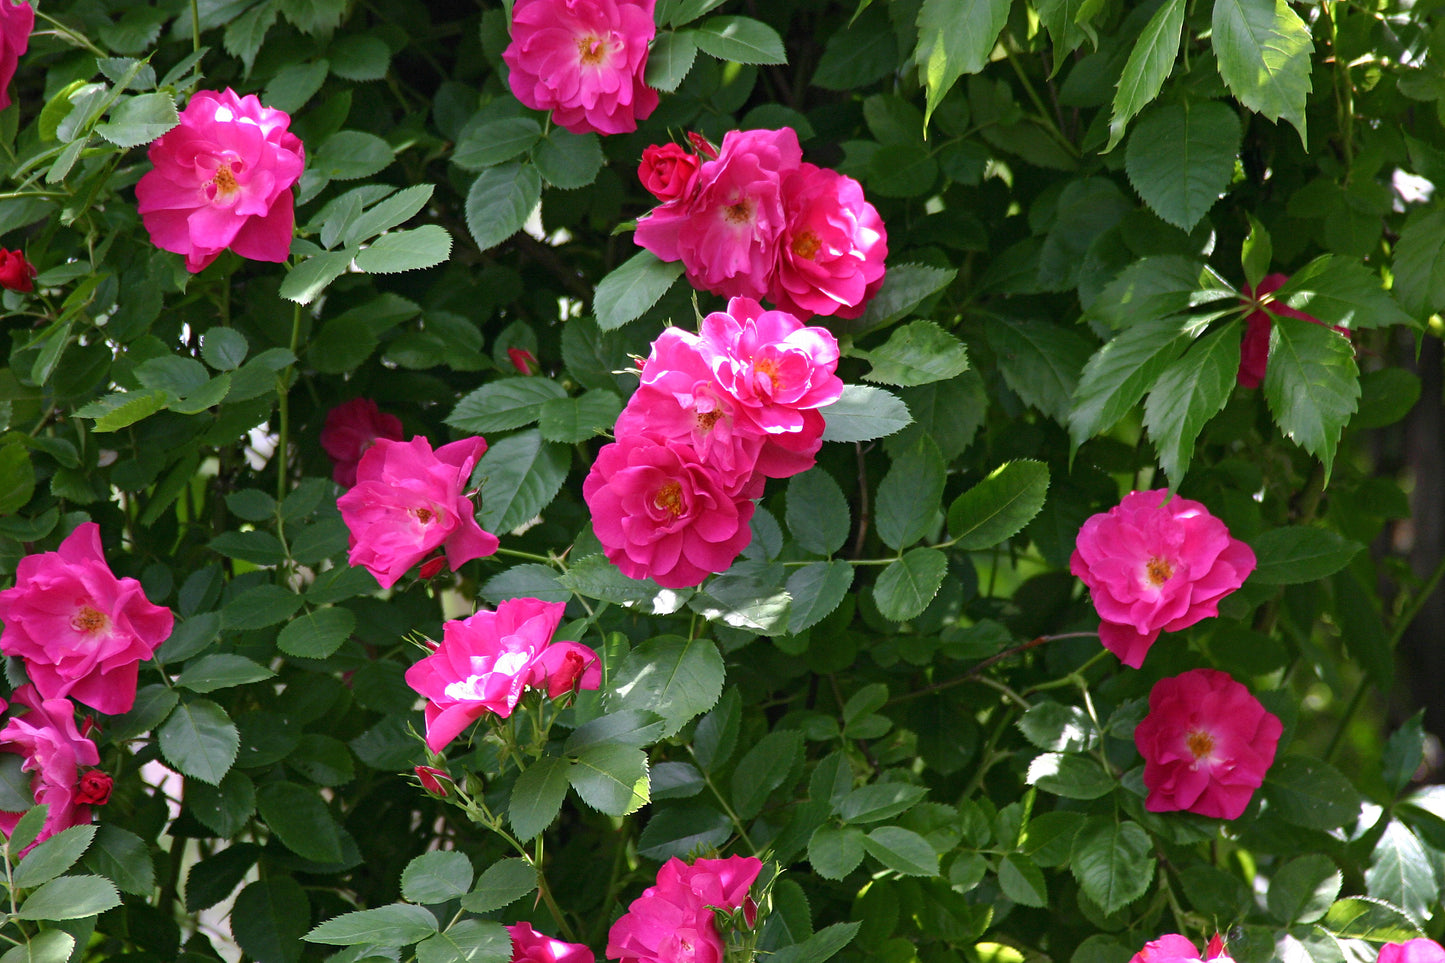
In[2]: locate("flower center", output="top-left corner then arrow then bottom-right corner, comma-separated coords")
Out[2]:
71,605 -> 109,635
724,200 -> 753,224
413,506 -> 437,525
696,409 -> 722,431
654,481 -> 685,516
212,163 -> 238,196
1146,556 -> 1174,586
576,34 -> 608,66
791,230 -> 822,260
1186,729 -> 1215,760
755,357 -> 782,390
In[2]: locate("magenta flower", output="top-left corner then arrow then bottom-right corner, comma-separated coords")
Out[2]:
0,0 -> 32,112
337,436 -> 499,589
607,856 -> 763,963
321,398 -> 405,488
639,143 -> 702,203
1378,941 -> 1445,963
1069,490 -> 1255,668
509,923 -> 595,963
502,0 -> 659,135
770,162 -> 888,320
134,89 -> 304,273
636,128 -> 804,302
0,523 -> 174,715
0,686 -> 102,850
1130,934 -> 1233,963
404,599 -> 600,753
583,434 -> 757,589
1134,668 -> 1282,820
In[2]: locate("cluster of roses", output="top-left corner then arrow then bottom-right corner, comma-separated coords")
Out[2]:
0,524 -> 176,847
1070,490 -> 1279,820
636,127 -> 888,321
1132,934 -> 1444,963
583,296 -> 844,589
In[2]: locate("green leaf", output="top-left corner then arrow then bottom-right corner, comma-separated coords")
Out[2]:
768,923 -> 862,963
1211,0 -> 1312,142
481,565 -> 568,606
315,130 -> 394,180
594,250 -> 685,331
1263,755 -> 1362,831
873,548 -> 948,622
280,250 -> 355,305
8,807 -> 48,857
304,903 -> 439,946
176,654 -> 275,693
984,316 -> 1094,424
731,729 -> 804,819
645,31 -> 698,91
416,920 -> 512,963
836,784 -> 929,824
453,117 -> 543,171
255,781 -> 346,863
15,875 -> 120,920
1018,701 -> 1099,753
354,225 -> 451,274
465,163 -> 542,253
841,263 -> 956,336
1242,214 -> 1273,290
819,385 -> 912,443
476,429 -> 571,533
1366,822 -> 1437,922
786,469 -> 850,556
0,930 -> 75,963
76,390 -> 169,432
158,698 -> 239,785
1248,527 -> 1362,585
809,825 -> 868,879
1261,318 -> 1360,480
223,584 -> 304,629
1144,325 -> 1240,483
94,92 -> 179,148
916,0 -> 1011,124
1070,818 -> 1155,915
862,320 -> 970,387
231,876 -> 309,963
1105,0 -> 1185,150
1070,314 -> 1202,447
539,390 -> 623,443
0,442 -> 34,514
463,857 -> 537,913
694,16 -> 787,64
564,711 -> 668,752
999,854 -> 1049,908
1026,752 -> 1116,800
863,826 -> 939,877
568,743 -> 650,816
787,561 -> 855,634
1273,255 -> 1416,330
83,824 -> 154,896
329,33 -> 390,80
401,851 -> 475,904
277,607 -> 356,659
533,129 -> 604,189
448,377 -> 568,433
508,755 -> 572,841
188,771 -> 256,838
876,436 -> 946,550
1323,897 -> 1424,943
637,803 -> 732,860
1383,712 -> 1425,794
947,460 -> 1050,550
1393,207 -> 1445,319
610,636 -> 726,736
1125,101 -> 1241,231
1267,855 -> 1342,925
12,825 -> 96,889
813,9 -> 898,90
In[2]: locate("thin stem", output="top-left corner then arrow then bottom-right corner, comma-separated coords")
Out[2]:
495,546 -> 564,568
887,631 -> 1099,706
689,746 -> 757,852
1002,36 -> 1078,158
190,0 -> 202,57
34,9 -> 105,56
274,301 -> 302,504
974,674 -> 1031,710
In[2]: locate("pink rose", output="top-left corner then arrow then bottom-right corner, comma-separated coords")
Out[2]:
1130,934 -> 1233,963
337,436 -> 499,589
1379,941 -> 1445,963
0,686 -> 101,850
607,856 -> 763,963
770,162 -> 888,320
414,765 -> 452,797
0,523 -> 175,715
135,88 -> 305,273
0,247 -> 34,292
1134,668 -> 1282,820
639,143 -> 701,203
321,398 -> 405,488
1237,273 -> 1347,388
635,128 -> 804,302
1069,490 -> 1255,668
509,923 -> 595,963
0,0 -> 32,112
502,0 -> 659,135
75,770 -> 113,806
583,434 -> 757,589
404,598 -> 600,753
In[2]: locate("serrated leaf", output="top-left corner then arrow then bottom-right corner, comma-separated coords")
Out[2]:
1026,752 -> 1116,800
508,755 -> 572,841
94,92 -> 179,148
1273,255 -> 1416,330
15,875 -> 120,920
1393,207 -> 1445,318
280,250 -> 355,305
448,377 -> 568,433
947,459 -> 1049,550
840,263 -> 956,336
984,316 -> 1094,423
466,163 -> 541,253
1144,325 -> 1240,483
645,31 -> 698,91
0,930 -> 74,963
401,850 -> 474,904
1106,0 -> 1185,150
809,825 -> 867,879
610,636 -> 725,736
533,129 -> 603,190
1125,101 -> 1241,231
819,385 -> 912,442
304,903 -> 439,946
787,469 -> 850,556
12,824 -> 96,889
999,854 -> 1049,907
76,390 -> 169,432
277,607 -> 356,659
538,390 -> 622,443
568,743 -> 650,816
256,782 -> 346,863
354,225 -> 451,274
694,15 -> 786,64
158,698 -> 239,785
731,729 -> 804,819
83,825 -> 155,896
862,320 -> 970,387
862,826 -> 938,876
175,654 -> 275,693
453,117 -> 543,170
1263,755 -> 1362,831
1070,314 -> 1200,447
916,0 -> 1010,124
873,548 -> 947,622
476,429 -> 571,533
462,857 -> 537,913
1261,318 -> 1359,479
1267,855 -> 1342,925
786,561 -> 855,634
1070,818 -> 1155,914
594,250 -> 685,331
876,435 -> 945,549
1211,0 -> 1312,142
1366,822 -> 1436,922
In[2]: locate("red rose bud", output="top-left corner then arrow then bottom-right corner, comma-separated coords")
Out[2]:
639,143 -> 701,202
507,347 -> 539,376
76,771 -> 113,806
418,556 -> 447,580
0,248 -> 36,292
415,765 -> 451,797
686,131 -> 719,159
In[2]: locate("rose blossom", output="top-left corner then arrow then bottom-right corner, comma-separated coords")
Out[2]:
404,598 -> 600,753
1378,941 -> 1445,963
1134,668 -> 1282,820
635,128 -> 804,302
1130,934 -> 1233,963
509,922 -> 595,963
135,88 -> 305,273
607,856 -> 763,963
1069,490 -> 1255,669
321,398 -> 405,488
639,143 -> 701,203
414,765 -> 452,797
0,686 -> 102,849
337,436 -> 499,589
0,247 -> 35,292
770,162 -> 887,319
583,433 -> 757,589
502,0 -> 659,135
0,0 -> 33,112
0,522 -> 174,715
75,770 -> 113,806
